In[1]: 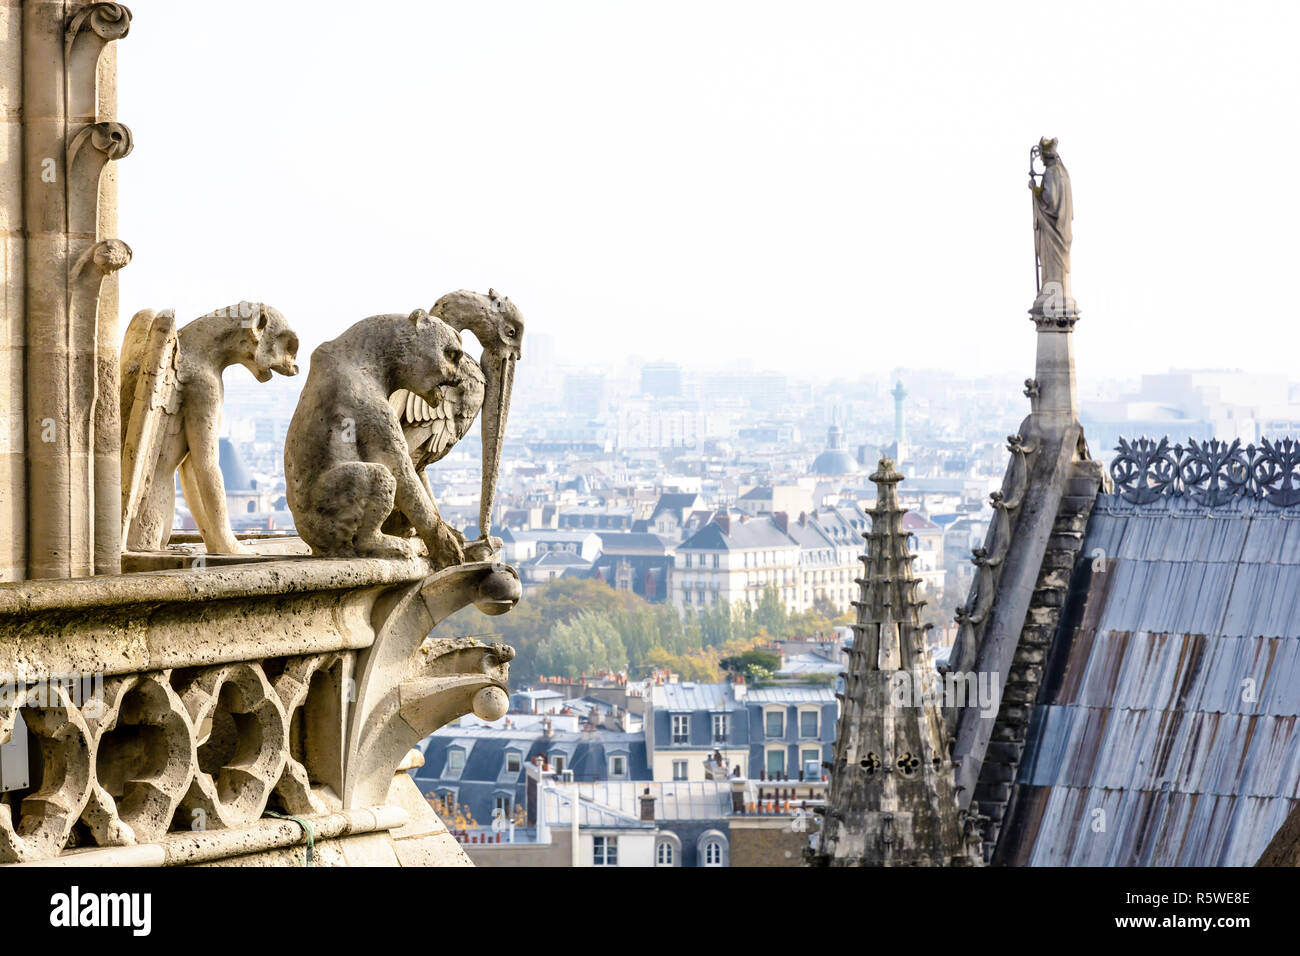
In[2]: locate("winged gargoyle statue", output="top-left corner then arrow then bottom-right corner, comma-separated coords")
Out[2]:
385,289 -> 523,552
119,302 -> 299,554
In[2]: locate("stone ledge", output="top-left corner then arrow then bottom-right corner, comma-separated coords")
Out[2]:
0,553 -> 431,618
6,804 -> 408,867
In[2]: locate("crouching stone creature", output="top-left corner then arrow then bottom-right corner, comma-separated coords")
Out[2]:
285,308 -> 468,566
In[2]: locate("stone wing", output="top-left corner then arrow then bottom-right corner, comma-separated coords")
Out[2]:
388,358 -> 485,467
120,308 -> 181,549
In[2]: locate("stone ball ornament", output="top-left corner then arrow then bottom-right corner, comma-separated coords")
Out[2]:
472,686 -> 510,722
473,563 -> 522,616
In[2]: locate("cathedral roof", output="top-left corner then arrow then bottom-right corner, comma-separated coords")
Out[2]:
997,445 -> 1300,866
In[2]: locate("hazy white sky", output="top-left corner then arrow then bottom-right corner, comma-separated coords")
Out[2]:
118,1 -> 1300,381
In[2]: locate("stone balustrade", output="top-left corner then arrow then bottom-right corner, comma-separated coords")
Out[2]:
0,555 -> 519,865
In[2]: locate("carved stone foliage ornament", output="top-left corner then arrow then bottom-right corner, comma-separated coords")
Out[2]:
948,430 -> 1037,674
1110,437 -> 1300,508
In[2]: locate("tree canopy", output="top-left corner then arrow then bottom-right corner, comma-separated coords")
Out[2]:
442,578 -> 851,682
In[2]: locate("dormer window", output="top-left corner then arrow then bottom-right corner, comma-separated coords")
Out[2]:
672,714 -> 690,744
447,748 -> 465,774
505,750 -> 521,773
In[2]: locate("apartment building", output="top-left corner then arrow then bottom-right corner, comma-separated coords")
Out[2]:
645,680 -> 836,783
672,511 -> 862,614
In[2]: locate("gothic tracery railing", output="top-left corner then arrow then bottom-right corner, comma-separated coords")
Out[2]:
0,559 -> 518,864
1109,437 -> 1300,508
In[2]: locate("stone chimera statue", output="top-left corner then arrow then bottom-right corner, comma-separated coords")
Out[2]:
120,302 -> 299,554
386,289 -> 523,545
285,308 -> 470,565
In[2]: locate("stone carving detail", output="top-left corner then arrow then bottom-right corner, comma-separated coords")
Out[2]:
1110,437 -> 1300,508
0,650 -> 511,861
66,2 -> 133,44
1028,136 -> 1077,323
0,683 -> 94,862
65,4 -> 132,120
66,121 -> 134,236
119,303 -> 300,553
177,663 -> 289,830
811,459 -> 978,866
87,673 -> 195,845
948,430 -> 1038,674
0,560 -> 519,863
286,299 -> 521,566
388,290 -> 524,544
343,562 -> 521,808
68,119 -> 133,160
272,653 -> 348,816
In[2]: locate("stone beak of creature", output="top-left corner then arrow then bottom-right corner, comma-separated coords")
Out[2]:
429,289 -> 523,541
478,345 -> 515,540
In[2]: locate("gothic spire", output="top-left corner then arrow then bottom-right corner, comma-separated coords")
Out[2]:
808,458 -> 981,867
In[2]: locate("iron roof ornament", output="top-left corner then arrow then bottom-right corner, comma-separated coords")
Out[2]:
1111,437 -> 1300,508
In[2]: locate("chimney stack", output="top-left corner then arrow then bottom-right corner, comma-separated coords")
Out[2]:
773,511 -> 789,534
639,787 -> 656,822
714,513 -> 730,534
730,776 -> 747,814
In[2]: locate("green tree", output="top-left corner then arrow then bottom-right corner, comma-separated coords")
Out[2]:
720,647 -> 782,681
696,602 -> 735,647
811,594 -> 841,620
532,610 -> 628,678
753,586 -> 789,638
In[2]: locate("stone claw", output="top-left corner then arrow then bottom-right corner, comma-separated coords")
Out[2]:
429,522 -> 466,569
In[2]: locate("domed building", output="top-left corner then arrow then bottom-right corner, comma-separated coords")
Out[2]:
811,423 -> 859,476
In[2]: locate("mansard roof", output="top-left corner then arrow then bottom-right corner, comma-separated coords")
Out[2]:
596,532 -> 669,554
650,492 -> 699,519
678,515 -> 797,552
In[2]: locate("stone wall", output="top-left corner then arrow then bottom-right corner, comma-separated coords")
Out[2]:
463,838 -> 570,867
730,817 -> 808,867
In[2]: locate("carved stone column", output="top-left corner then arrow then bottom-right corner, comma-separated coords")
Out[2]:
93,28 -> 126,574
1030,308 -> 1079,430
23,1 -> 131,578
0,4 -> 26,581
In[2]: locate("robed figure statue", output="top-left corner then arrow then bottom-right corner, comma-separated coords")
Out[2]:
1029,137 -> 1076,319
